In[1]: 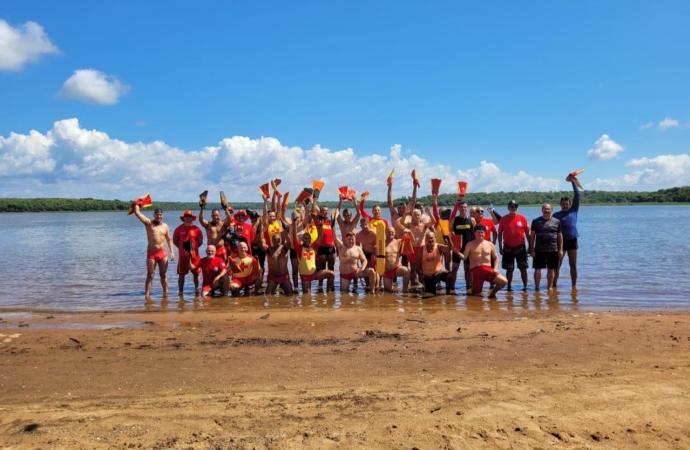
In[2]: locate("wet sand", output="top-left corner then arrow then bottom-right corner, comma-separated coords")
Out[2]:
0,306 -> 689,449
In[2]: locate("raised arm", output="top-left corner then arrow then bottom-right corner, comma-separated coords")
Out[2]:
387,179 -> 397,221
132,203 -> 151,226
166,226 -> 175,261
571,181 -> 581,212
198,205 -> 209,228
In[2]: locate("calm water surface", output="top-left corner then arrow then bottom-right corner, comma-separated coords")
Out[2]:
1,206 -> 688,312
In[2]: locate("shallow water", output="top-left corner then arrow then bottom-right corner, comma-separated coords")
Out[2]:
0,206 -> 688,312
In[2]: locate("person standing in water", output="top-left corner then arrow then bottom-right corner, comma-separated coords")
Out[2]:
132,205 -> 175,298
553,174 -> 581,289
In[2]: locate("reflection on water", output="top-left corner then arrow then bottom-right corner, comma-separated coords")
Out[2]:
133,288 -> 581,314
1,206 -> 689,312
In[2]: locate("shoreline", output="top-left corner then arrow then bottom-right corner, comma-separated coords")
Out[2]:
1,308 -> 689,448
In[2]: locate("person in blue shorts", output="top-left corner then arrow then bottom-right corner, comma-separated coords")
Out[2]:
553,174 -> 581,289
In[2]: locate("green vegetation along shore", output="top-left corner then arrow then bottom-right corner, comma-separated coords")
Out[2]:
1,186 -> 689,212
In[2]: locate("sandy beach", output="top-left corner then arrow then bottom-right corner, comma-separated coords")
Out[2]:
1,306 -> 689,449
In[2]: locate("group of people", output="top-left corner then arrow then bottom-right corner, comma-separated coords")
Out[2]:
131,171 -> 580,299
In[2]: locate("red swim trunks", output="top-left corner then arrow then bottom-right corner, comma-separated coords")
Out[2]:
147,248 -> 167,262
230,275 -> 257,289
215,244 -> 227,261
470,265 -> 497,295
300,273 -> 317,284
268,274 -> 290,285
340,271 -> 357,281
178,253 -> 201,275
383,264 -> 400,280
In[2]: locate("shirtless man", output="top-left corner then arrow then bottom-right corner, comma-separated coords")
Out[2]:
173,210 -> 203,295
395,208 -> 435,287
356,217 -> 377,269
335,197 -> 360,239
199,206 -> 230,262
335,231 -> 377,293
291,228 -> 334,294
191,245 -> 228,297
463,225 -> 507,298
382,227 -> 410,293
228,241 -> 262,296
265,231 -> 293,295
132,205 -> 175,298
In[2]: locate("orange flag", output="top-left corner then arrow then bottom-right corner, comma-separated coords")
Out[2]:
431,178 -> 442,195
338,186 -> 350,199
387,168 -> 395,186
127,193 -> 152,215
457,181 -> 468,197
259,183 -> 270,199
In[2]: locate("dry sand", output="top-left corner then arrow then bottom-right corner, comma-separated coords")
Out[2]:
0,305 -> 689,449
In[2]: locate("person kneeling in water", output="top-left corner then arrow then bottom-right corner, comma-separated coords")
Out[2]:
335,231 -> 377,293
191,245 -> 229,297
228,242 -> 262,296
463,225 -> 507,298
421,231 -> 459,295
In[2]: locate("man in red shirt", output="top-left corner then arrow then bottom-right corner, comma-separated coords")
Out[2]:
191,245 -> 228,297
472,207 -> 497,243
497,200 -> 530,291
173,210 -> 204,295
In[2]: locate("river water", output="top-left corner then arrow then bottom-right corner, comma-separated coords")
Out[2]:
0,206 -> 688,312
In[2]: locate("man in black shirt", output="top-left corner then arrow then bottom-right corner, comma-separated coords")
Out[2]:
529,203 -> 563,291
449,200 -> 475,294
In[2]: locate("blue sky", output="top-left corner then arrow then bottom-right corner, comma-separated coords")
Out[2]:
1,1 -> 690,200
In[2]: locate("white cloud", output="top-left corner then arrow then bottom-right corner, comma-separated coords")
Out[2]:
0,19 -> 59,71
59,69 -> 129,105
0,118 -> 563,200
658,117 -> 679,131
590,154 -> 690,190
639,121 -> 654,130
587,134 -> 624,160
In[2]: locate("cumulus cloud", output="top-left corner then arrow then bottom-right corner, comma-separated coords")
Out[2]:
59,69 -> 129,105
590,154 -> 690,190
587,134 -> 624,160
0,118 -> 562,200
658,117 -> 679,131
0,19 -> 59,71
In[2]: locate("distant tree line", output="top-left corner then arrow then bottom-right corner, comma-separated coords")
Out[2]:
1,186 -> 689,213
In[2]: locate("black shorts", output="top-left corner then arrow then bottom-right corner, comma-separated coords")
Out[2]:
423,271 -> 449,295
317,246 -> 336,256
563,238 -> 578,251
502,244 -> 528,271
533,251 -> 559,270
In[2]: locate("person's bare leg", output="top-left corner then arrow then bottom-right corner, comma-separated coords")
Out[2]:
266,280 -> 277,295
280,281 -> 294,295
398,266 -> 410,293
316,254 -> 326,291
290,257 -> 298,290
192,272 -> 199,295
534,269 -> 541,291
547,268 -> 555,290
447,263 -> 459,294
340,277 -> 351,293
568,249 -> 578,288
178,275 -> 185,295
327,254 -> 336,292
505,267 -> 514,291
145,259 -> 155,297
519,267 -> 528,291
159,259 -> 169,296
365,268 -> 377,293
383,277 -> 394,292
489,274 -> 508,299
